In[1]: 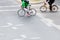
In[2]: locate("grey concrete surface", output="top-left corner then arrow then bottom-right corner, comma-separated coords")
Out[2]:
0,0 -> 60,40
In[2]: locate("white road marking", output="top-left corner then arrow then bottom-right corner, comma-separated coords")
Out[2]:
7,23 -> 13,26
13,39 -> 22,40
0,23 -> 24,27
20,35 -> 27,38
15,24 -> 24,26
0,23 -> 13,27
40,19 -> 53,27
37,13 -> 60,30
41,18 -> 53,27
11,27 -> 18,29
30,37 -> 40,39
52,24 -> 60,30
0,9 -> 18,11
0,5 -> 19,11
0,5 -> 20,8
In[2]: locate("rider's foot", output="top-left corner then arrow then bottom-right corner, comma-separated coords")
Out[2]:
26,12 -> 30,16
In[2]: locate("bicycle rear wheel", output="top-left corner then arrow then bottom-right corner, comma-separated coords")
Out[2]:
40,6 -> 47,12
17,9 -> 25,17
29,8 -> 36,16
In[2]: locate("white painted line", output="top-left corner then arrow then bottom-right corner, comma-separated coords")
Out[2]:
40,19 -> 53,27
7,23 -> 13,26
0,5 -> 20,8
13,39 -> 22,40
30,37 -> 40,39
41,18 -> 54,27
0,23 -> 24,27
0,23 -> 13,27
11,27 -> 18,29
37,13 -> 60,30
51,24 -> 60,30
20,35 -> 27,38
0,8 -> 38,12
15,24 -> 24,26
0,9 -> 18,11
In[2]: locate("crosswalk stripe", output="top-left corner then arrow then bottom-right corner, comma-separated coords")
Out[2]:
0,9 -> 18,11
0,5 -> 20,8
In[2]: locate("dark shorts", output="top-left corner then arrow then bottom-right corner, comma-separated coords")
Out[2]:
48,0 -> 55,5
25,1 -> 29,8
22,1 -> 29,8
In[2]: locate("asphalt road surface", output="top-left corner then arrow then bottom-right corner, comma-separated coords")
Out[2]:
0,0 -> 60,40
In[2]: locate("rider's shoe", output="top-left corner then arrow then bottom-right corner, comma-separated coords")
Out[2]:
26,12 -> 30,16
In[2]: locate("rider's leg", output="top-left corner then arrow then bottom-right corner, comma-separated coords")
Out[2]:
24,7 -> 29,12
24,2 -> 29,12
48,0 -> 55,11
49,4 -> 52,11
48,2 -> 53,11
25,5 -> 30,16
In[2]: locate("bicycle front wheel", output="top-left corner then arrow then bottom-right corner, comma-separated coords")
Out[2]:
17,9 -> 25,17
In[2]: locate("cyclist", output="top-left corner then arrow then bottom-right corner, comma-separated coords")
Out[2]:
21,0 -> 30,16
21,0 -> 29,8
46,0 -> 55,11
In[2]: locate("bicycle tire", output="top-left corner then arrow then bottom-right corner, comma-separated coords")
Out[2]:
29,8 -> 36,16
17,9 -> 25,17
52,5 -> 58,12
40,6 -> 47,12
